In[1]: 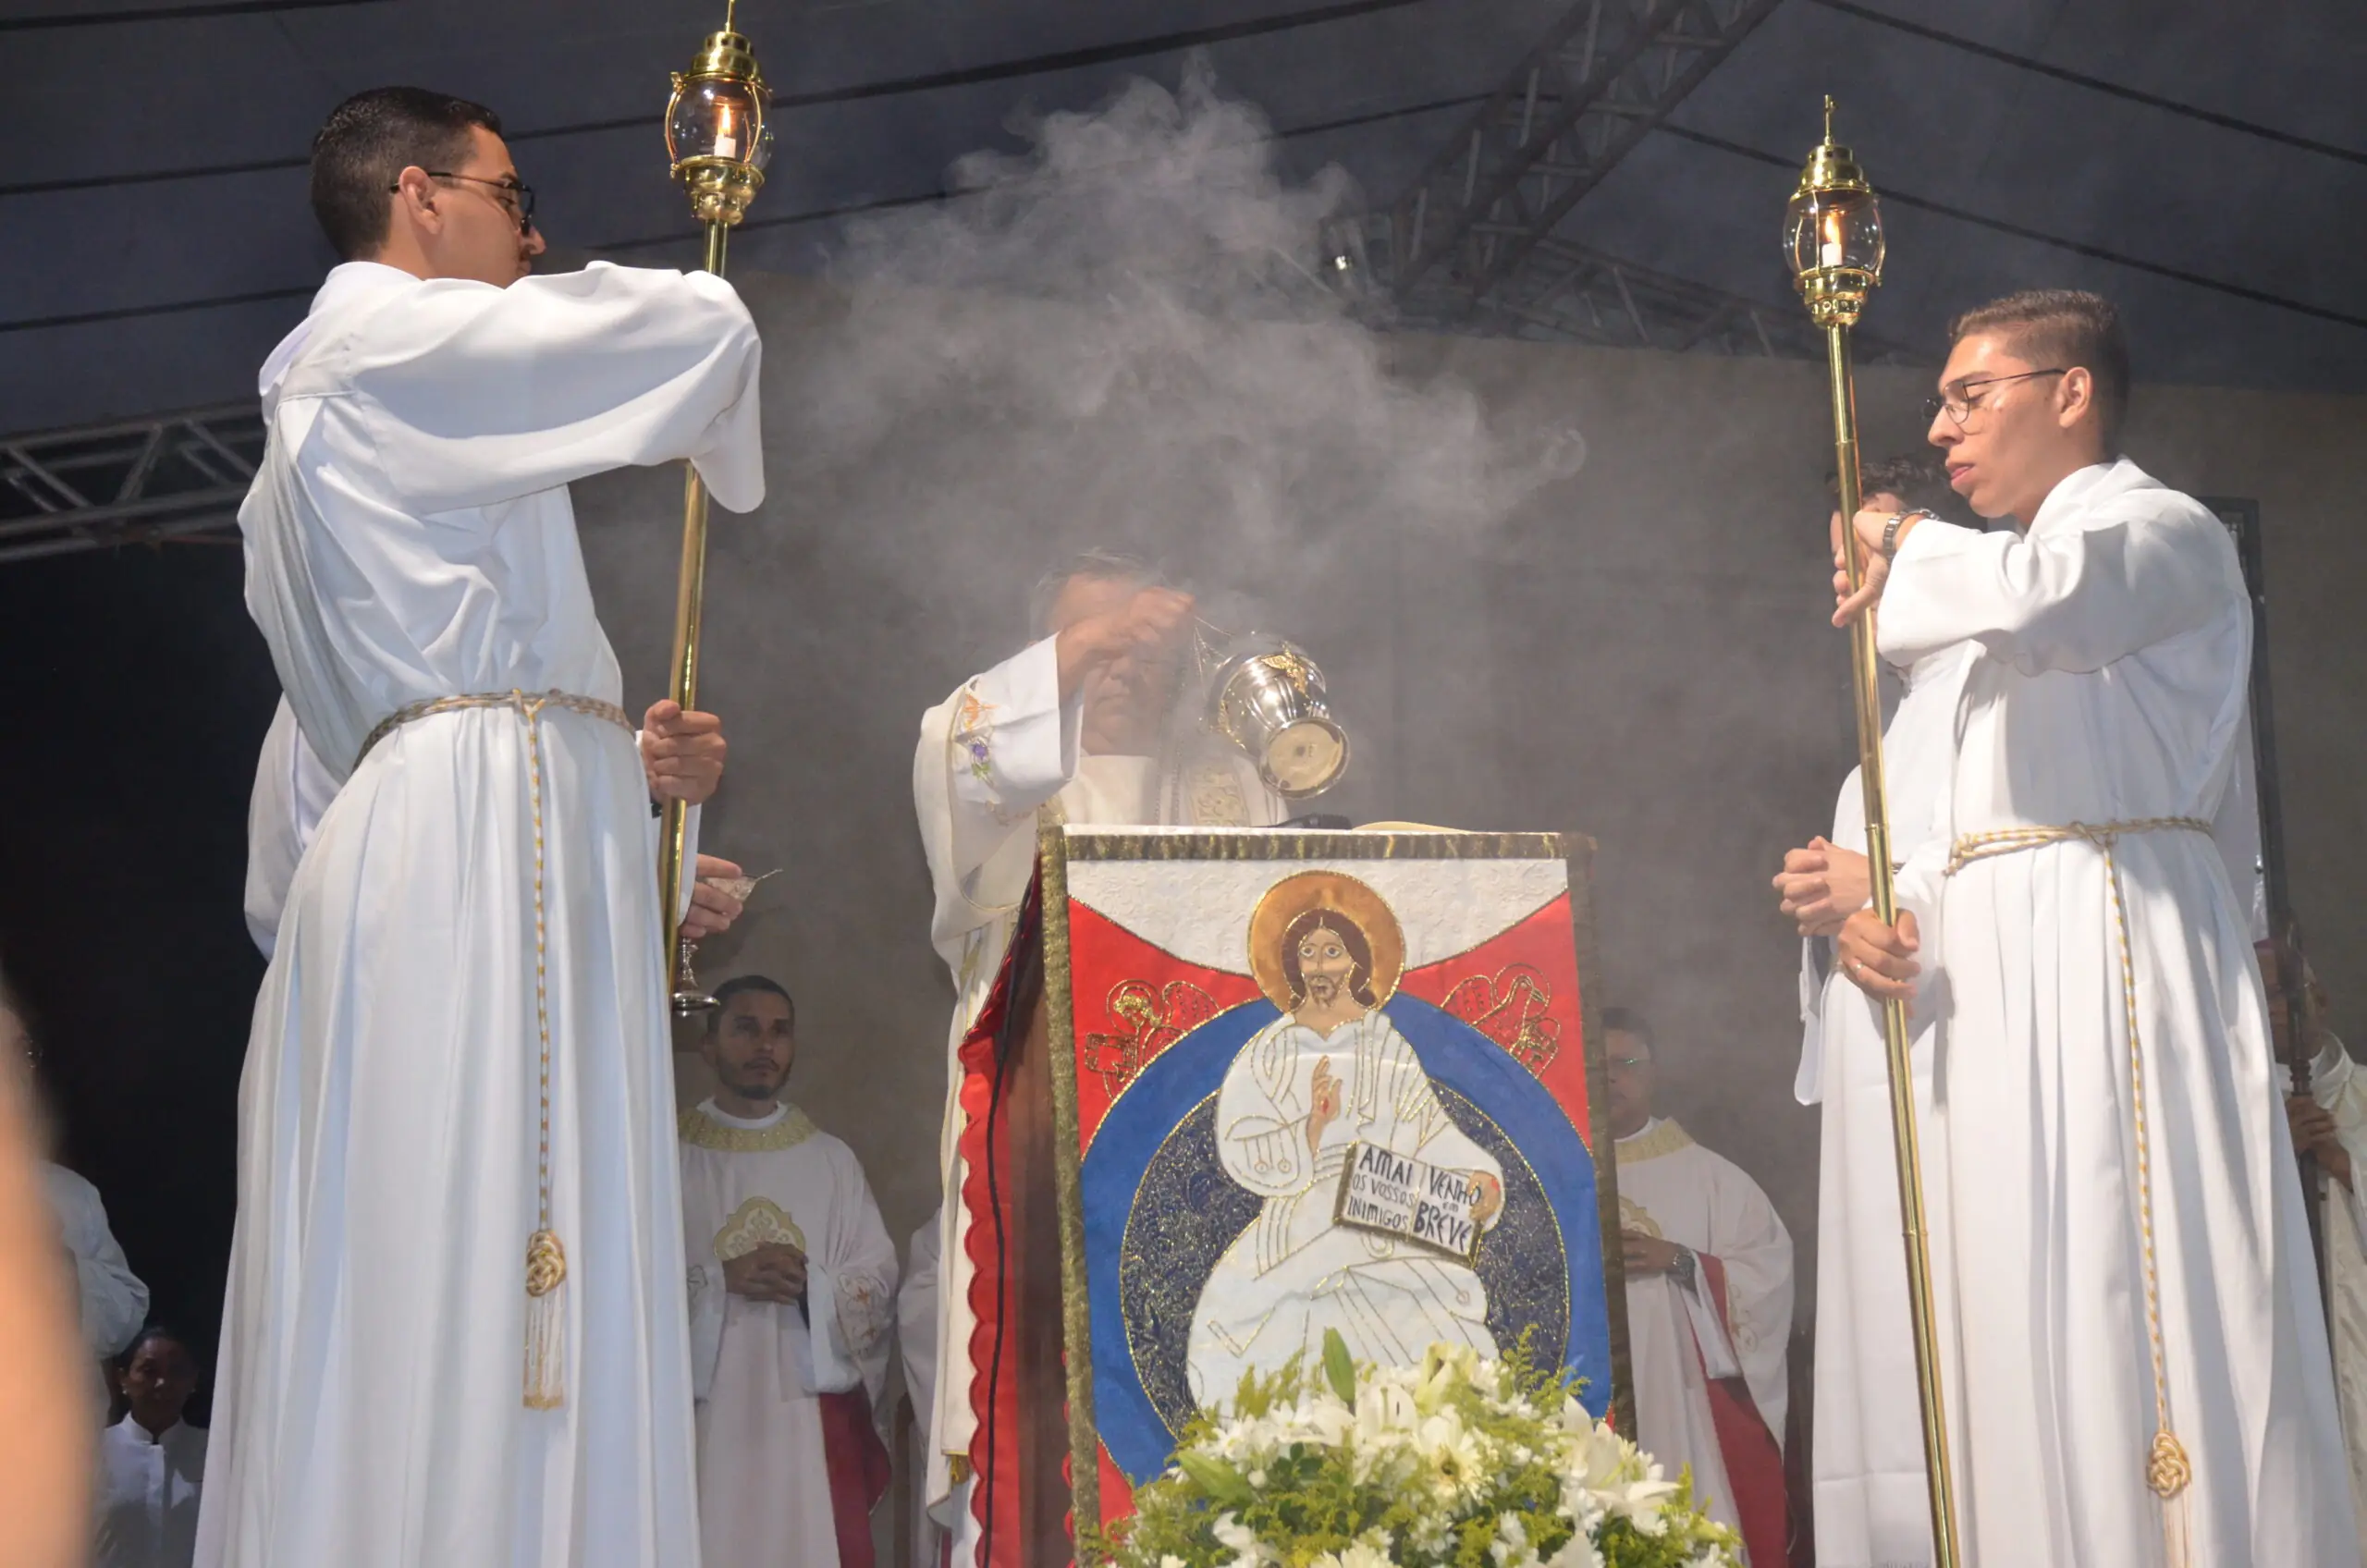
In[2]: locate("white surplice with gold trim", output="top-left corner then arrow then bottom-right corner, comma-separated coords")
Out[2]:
680,1100 -> 897,1568
1614,1118 -> 1792,1558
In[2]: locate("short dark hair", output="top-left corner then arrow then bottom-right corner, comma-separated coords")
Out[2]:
1852,452 -> 1961,521
117,1323 -> 195,1372
1947,289 -> 2130,451
1600,1006 -> 1653,1055
310,87 -> 503,261
708,974 -> 795,1036
1027,549 -> 1164,639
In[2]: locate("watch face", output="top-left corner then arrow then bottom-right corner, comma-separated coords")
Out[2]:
1263,720 -> 1345,795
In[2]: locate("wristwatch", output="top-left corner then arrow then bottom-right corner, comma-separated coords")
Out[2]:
1881,508 -> 1932,558
1669,1244 -> 1698,1292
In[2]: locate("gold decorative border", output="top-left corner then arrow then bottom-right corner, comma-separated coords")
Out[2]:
1059,827 -> 1568,863
1564,834 -> 1636,1436
1037,821 -> 1103,1557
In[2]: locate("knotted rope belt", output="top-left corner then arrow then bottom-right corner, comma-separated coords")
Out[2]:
359,690 -> 634,1410
1945,815 -> 2213,1504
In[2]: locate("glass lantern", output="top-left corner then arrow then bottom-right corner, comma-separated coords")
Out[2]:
1784,185 -> 1884,283
666,74 -> 771,172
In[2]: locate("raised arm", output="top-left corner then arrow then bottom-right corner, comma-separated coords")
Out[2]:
1876,498 -> 2238,674
915,637 -> 1081,950
348,261 -> 763,516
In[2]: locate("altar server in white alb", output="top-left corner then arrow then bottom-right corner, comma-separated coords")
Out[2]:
200,87 -> 762,1568
1772,455 -> 1975,1568
1603,1010 -> 1793,1567
681,975 -> 898,1568
1835,289 -> 2354,1565
912,550 -> 1283,1560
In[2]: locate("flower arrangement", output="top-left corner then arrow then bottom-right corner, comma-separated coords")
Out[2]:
1098,1333 -> 1735,1568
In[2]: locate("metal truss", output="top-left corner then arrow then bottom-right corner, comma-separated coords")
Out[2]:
1361,0 -> 1923,362
0,403 -> 262,564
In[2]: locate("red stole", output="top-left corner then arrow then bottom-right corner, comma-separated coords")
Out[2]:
819,1388 -> 891,1568
1694,1252 -> 1792,1567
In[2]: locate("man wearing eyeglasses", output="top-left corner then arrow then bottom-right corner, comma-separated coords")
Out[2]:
198,87 -> 765,1568
1826,290 -> 2354,1564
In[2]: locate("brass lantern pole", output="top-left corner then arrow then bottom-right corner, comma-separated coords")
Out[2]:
1785,96 -> 1962,1568
659,2 -> 771,1014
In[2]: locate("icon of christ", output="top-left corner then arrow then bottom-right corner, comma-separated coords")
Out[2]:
1184,872 -> 1505,1405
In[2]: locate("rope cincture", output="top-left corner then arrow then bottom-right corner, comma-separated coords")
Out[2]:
356,688 -> 635,1410
1944,815 -> 2212,1510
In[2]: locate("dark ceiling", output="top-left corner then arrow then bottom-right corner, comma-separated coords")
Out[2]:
4,0 -> 2365,439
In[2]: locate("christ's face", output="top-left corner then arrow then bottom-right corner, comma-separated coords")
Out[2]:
1297,925 -> 1355,1007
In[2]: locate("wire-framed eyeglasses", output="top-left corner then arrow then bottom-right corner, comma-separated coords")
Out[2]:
1922,368 -> 2066,427
393,170 -> 537,234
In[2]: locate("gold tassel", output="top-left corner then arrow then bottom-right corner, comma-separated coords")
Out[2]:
524,1227 -> 569,1409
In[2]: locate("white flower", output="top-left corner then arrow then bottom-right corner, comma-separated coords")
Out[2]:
1488,1513 -> 1540,1568
1542,1530 -> 1603,1568
1210,1512 -> 1274,1567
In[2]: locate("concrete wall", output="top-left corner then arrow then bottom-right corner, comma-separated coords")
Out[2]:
573,273 -> 2367,1327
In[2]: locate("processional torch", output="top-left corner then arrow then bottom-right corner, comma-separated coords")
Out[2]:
657,4 -> 771,1015
1785,97 -> 1962,1567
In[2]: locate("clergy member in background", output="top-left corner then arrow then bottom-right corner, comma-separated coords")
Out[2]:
912,549 -> 1285,1562
2268,952 -> 2367,1562
1835,289 -> 2353,1562
202,85 -> 761,1568
682,974 -> 898,1568
897,1211 -> 945,1568
1606,1008 -> 1793,1568
1773,452 -> 1975,1568
96,1326 -> 208,1568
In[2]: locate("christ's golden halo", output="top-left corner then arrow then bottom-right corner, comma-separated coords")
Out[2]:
1246,870 -> 1407,1012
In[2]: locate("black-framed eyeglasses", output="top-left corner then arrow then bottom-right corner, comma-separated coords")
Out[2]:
1922,368 -> 2066,427
393,170 -> 537,234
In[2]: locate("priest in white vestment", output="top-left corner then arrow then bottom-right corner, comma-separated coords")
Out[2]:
681,975 -> 898,1568
1603,1011 -> 1792,1566
1774,461 -> 1976,1568
2267,957 -> 2367,1565
200,89 -> 763,1568
1834,289 -> 2355,1564
913,551 -> 1283,1562
95,1327 -> 208,1568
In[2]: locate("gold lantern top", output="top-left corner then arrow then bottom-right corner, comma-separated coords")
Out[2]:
1784,96 -> 1885,327
666,3 -> 772,228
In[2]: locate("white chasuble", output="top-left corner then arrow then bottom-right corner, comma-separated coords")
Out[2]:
681,1102 -> 898,1568
911,635 -> 1280,1558
1616,1120 -> 1793,1565
1877,458 -> 2355,1566
202,260 -> 763,1568
1186,1011 -> 1501,1404
1794,642 -> 1972,1568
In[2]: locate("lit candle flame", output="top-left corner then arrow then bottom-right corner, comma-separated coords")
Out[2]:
1820,207 -> 1846,271
715,99 -> 738,162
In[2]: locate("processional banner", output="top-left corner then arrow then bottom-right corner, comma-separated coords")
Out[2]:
1038,827 -> 1630,1538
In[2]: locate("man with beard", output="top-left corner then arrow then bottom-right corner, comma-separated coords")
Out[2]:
680,975 -> 898,1568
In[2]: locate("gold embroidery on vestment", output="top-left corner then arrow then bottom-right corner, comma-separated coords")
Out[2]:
713,1195 -> 807,1262
1614,1120 -> 1694,1166
678,1105 -> 819,1154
